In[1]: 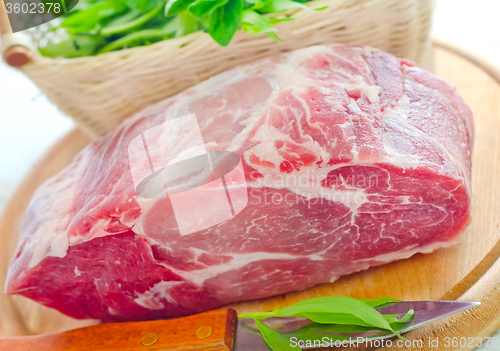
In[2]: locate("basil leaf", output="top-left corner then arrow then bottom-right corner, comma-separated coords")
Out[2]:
241,9 -> 273,34
255,319 -> 301,351
104,9 -> 142,27
176,11 -> 199,37
268,16 -> 293,24
241,9 -> 279,41
101,3 -> 165,35
188,0 -> 229,17
239,296 -> 415,348
398,309 -> 414,323
250,0 -> 271,10
61,0 -> 129,32
360,296 -> 402,308
291,321 -> 386,335
208,0 -> 243,46
383,311 -> 414,325
39,35 -> 105,58
383,314 -> 401,324
277,296 -> 394,332
38,0 -> 325,56
70,0 -> 105,12
97,28 -> 169,54
240,10 -> 290,41
166,0 -> 197,15
296,312 -> 393,331
238,310 -> 277,320
390,315 -> 416,333
259,0 -> 307,13
126,0 -> 162,12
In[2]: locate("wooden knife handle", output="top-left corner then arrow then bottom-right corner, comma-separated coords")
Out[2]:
0,308 -> 237,351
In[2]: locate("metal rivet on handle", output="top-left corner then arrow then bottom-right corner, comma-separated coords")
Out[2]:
195,325 -> 213,339
141,332 -> 158,346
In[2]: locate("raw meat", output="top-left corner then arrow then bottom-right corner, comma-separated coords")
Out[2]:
5,44 -> 473,322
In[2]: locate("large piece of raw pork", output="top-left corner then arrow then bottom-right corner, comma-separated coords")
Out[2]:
5,44 -> 473,321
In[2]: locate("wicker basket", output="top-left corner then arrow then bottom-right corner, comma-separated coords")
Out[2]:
2,0 -> 435,138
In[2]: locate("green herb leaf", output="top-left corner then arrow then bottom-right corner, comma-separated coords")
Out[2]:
101,3 -> 165,35
97,28 -> 168,54
39,0 -> 322,56
238,296 -> 415,348
176,10 -> 200,37
241,10 -> 292,41
70,0 -> 104,12
389,313 -> 416,334
259,0 -> 307,13
126,0 -> 162,12
188,0 -> 229,17
291,321 -> 386,335
208,0 -> 243,46
360,296 -> 402,308
276,296 -> 394,332
60,0 -> 128,32
254,318 -> 301,351
39,35 -> 105,58
267,16 -> 293,24
241,9 -> 280,41
249,0 -> 271,10
161,15 -> 182,34
383,314 -> 401,324
166,0 -> 197,15
281,321 -> 392,346
238,310 -> 277,320
104,9 -> 142,27
398,309 -> 414,323
241,9 -> 275,34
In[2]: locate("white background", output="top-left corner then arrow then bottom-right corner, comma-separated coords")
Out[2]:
0,0 -> 500,347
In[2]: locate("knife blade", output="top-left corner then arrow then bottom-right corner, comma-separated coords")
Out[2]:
233,300 -> 480,351
0,301 -> 478,351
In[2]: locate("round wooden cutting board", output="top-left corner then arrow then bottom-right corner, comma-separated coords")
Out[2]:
1,43 -> 500,350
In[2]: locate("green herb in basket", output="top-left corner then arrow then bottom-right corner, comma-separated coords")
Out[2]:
238,296 -> 415,351
38,0 -> 326,58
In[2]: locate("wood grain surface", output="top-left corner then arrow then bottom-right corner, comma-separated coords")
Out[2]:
0,308 -> 237,351
0,44 -> 499,350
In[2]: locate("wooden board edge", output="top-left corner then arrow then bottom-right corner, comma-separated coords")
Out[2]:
372,42 -> 500,351
373,250 -> 500,351
431,41 -> 500,302
0,129 -> 91,337
1,43 -> 499,345
433,40 -> 500,85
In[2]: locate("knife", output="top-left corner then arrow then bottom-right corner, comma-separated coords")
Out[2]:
0,301 -> 478,351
